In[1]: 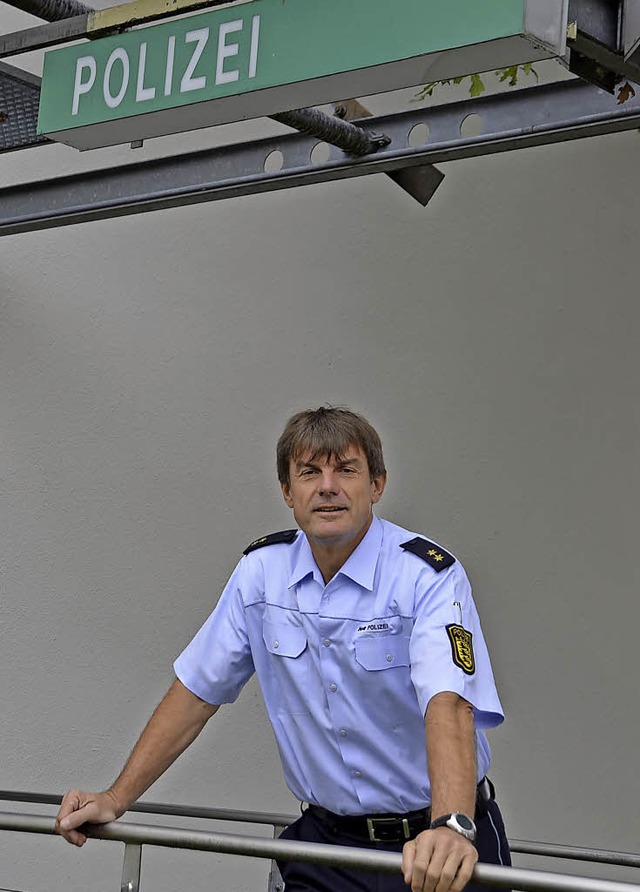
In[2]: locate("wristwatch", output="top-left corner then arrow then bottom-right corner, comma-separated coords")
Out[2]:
429,813 -> 477,842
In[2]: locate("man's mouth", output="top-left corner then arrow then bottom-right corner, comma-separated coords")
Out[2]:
313,506 -> 347,513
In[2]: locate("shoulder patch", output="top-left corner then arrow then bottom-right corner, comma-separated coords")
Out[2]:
446,624 -> 475,675
243,529 -> 298,555
400,537 -> 455,572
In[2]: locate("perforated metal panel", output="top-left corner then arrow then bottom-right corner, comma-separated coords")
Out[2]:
0,61 -> 47,152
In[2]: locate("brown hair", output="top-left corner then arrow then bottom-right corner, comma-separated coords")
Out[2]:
277,406 -> 386,486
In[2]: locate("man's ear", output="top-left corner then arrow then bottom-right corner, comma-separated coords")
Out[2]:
370,474 -> 387,504
281,481 -> 294,508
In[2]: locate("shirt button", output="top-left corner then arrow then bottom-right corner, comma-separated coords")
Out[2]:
329,683 -> 338,693
386,653 -> 393,662
323,639 -> 331,647
273,641 -> 279,649
339,729 -> 347,737
354,770 -> 362,778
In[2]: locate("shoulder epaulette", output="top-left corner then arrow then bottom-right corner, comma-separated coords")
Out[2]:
400,537 -> 455,572
243,529 -> 298,555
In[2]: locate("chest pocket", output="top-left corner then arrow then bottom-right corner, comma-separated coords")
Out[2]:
263,619 -> 308,657
262,619 -> 309,715
354,635 -> 411,670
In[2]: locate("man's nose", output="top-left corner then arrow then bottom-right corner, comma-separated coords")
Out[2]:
317,470 -> 339,494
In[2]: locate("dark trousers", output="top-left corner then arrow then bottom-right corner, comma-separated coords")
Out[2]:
277,798 -> 510,892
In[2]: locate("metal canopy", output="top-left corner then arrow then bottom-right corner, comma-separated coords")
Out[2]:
0,0 -> 639,232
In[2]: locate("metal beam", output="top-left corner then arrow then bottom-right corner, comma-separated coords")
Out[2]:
1,79 -> 640,236
2,0 -> 91,20
0,0 -> 239,56
0,13 -> 89,58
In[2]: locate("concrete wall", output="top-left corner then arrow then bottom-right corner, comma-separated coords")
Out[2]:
0,35 -> 638,891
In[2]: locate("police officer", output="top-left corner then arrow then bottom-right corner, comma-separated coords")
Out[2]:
56,406 -> 510,892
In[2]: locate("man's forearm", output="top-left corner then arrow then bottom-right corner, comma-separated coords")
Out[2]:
425,691 -> 477,820
108,678 -> 219,814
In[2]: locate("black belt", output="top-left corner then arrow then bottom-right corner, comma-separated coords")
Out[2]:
307,777 -> 494,843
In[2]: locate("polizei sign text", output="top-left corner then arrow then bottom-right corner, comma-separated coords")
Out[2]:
38,0 -> 568,150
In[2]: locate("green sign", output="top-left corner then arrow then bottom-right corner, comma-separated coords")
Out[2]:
38,0 -> 567,150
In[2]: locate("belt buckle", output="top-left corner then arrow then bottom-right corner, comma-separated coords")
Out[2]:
366,816 -> 410,843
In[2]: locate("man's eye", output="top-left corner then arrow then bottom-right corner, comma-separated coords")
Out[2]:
300,469 -> 316,476
340,467 -> 356,474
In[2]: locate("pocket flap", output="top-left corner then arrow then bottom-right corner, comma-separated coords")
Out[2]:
354,635 -> 411,671
263,620 -> 308,658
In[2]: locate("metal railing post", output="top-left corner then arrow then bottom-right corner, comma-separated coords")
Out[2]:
267,823 -> 287,892
120,842 -> 142,892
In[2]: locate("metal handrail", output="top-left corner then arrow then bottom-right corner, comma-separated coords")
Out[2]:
509,842 -> 640,870
0,789 -> 294,828
1,790 -> 639,870
1,811 -> 640,892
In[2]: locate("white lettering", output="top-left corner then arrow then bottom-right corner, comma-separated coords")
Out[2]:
215,19 -> 242,85
103,47 -> 130,108
136,42 -> 156,102
180,28 -> 209,93
164,35 -> 176,96
248,15 -> 260,79
71,56 -> 96,116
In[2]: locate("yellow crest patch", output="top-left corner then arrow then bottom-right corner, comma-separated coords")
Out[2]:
446,624 -> 475,675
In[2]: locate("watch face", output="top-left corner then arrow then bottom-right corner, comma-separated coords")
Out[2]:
456,815 -> 474,831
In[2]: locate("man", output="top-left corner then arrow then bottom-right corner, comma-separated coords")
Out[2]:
56,406 -> 510,892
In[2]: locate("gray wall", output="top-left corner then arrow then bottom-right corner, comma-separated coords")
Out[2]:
0,39 -> 638,892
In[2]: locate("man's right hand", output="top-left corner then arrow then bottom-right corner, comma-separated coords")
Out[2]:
55,789 -> 121,847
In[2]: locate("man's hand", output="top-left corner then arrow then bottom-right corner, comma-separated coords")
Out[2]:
402,827 -> 478,892
55,789 -> 121,847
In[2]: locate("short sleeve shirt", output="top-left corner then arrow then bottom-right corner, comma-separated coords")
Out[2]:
174,516 -> 504,815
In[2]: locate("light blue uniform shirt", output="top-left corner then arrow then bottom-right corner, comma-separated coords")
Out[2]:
174,516 -> 504,815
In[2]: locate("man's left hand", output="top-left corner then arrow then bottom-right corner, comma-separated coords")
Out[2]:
402,827 -> 478,892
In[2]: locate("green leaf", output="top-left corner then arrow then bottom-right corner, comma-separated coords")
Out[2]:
497,65 -> 516,84
469,73 -> 485,97
414,62 -> 538,103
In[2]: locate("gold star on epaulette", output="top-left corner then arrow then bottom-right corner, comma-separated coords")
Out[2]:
400,537 -> 456,572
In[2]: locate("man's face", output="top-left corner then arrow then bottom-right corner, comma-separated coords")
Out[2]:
281,445 -> 386,549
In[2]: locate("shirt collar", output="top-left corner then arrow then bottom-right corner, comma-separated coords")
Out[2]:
288,515 -> 382,591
